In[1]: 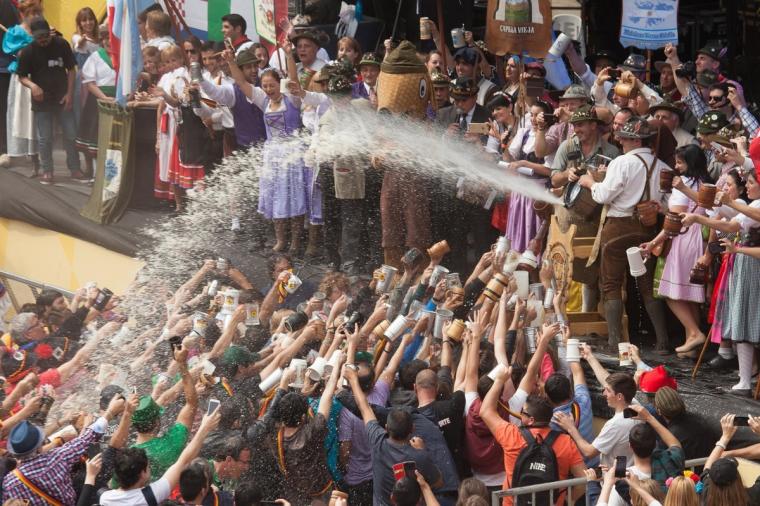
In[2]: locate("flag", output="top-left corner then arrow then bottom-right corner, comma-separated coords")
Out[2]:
620,0 -> 679,50
485,0 -> 553,58
110,0 -> 154,105
184,0 -> 258,41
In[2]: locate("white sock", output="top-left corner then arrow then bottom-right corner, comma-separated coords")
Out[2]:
719,346 -> 735,360
733,342 -> 753,390
231,217 -> 241,231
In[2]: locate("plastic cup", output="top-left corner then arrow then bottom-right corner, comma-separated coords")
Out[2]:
433,308 -> 454,339
308,356 -> 327,381
290,358 -> 308,387
618,343 -> 633,366
548,32 -> 572,57
384,314 -> 410,341
626,247 -> 647,277
566,339 -> 581,362
259,368 -> 283,392
514,271 -> 530,299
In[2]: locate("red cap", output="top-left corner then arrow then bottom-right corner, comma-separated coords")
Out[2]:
639,365 -> 677,394
749,135 -> 760,181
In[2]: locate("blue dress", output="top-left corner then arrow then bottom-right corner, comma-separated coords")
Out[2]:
257,95 -> 308,220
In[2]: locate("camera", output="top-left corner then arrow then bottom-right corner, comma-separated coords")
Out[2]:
93,288 -> 113,311
675,61 -> 696,79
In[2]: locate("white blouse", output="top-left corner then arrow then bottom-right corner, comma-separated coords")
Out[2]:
81,51 -> 116,87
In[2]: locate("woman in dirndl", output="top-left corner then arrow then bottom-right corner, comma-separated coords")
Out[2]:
71,7 -> 100,125
2,0 -> 41,174
641,145 -> 712,358
75,33 -> 115,179
225,46 -> 323,254
501,100 -> 553,254
485,92 -> 516,234
682,167 -> 760,394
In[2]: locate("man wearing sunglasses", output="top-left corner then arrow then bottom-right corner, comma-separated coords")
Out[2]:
665,44 -> 759,139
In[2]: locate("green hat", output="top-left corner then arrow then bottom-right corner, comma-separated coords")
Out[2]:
614,117 -> 655,139
559,84 -> 589,101
697,42 -> 725,62
235,49 -> 260,68
380,40 -> 426,75
449,77 -> 478,99
430,70 -> 450,87
290,28 -> 329,47
132,395 -> 163,426
695,70 -> 718,88
697,111 -> 729,135
355,351 -> 374,365
569,104 -> 605,125
359,52 -> 381,68
648,99 -> 685,123
712,125 -> 737,147
221,345 -> 259,368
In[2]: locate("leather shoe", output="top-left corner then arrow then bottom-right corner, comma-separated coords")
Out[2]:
707,355 -> 737,370
718,386 -> 751,397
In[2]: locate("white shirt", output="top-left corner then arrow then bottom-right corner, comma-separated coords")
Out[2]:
100,478 -> 171,506
735,199 -> 760,232
71,34 -> 100,55
591,147 -> 668,217
199,71 -> 234,129
672,127 -> 698,148
508,126 -> 537,161
268,48 -> 330,73
608,466 -> 650,506
146,36 -> 175,51
81,51 -> 116,87
668,176 -> 697,208
592,410 -> 641,468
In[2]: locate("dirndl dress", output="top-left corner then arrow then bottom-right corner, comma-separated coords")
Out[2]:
3,25 -> 36,156
75,51 -> 116,156
505,127 -> 545,253
170,105 -> 211,189
720,228 -> 760,344
257,95 -> 308,220
658,211 -> 706,303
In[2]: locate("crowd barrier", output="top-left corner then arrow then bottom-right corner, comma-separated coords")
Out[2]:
490,457 -> 709,506
0,270 -> 75,313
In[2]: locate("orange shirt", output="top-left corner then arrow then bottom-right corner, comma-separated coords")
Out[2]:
493,420 -> 584,506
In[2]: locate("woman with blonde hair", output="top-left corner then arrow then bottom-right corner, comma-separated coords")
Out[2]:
663,476 -> 698,506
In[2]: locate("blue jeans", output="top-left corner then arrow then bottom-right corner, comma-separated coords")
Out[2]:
36,107 -> 80,174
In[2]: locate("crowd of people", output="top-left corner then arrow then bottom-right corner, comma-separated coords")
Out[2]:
4,0 -> 760,504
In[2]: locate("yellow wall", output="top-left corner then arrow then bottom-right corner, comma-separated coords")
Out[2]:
0,218 -> 142,310
46,0 -> 107,42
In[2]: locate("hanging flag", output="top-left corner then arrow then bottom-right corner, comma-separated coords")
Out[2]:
485,0 -> 553,57
182,0 -> 258,41
619,0 -> 679,50
112,0 -> 154,105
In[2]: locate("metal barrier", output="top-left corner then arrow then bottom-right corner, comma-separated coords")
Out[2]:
0,270 -> 75,313
491,457 -> 709,506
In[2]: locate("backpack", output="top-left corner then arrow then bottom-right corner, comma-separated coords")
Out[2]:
511,428 -> 561,506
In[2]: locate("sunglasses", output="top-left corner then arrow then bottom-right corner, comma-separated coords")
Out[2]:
708,95 -> 726,103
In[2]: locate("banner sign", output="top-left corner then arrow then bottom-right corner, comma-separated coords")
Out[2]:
485,0 -> 553,57
619,0 -> 679,50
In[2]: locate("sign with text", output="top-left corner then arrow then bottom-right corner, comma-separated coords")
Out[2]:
485,0 -> 553,57
620,0 -> 679,49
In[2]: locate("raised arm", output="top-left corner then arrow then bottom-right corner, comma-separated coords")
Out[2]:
173,345 -> 199,429
345,365 -> 377,424
207,305 -> 246,358
629,404 -> 681,449
379,332 -> 413,384
318,353 -> 343,419
580,344 -> 610,387
479,362 -> 509,434
518,322 -> 559,394
162,410 -> 221,488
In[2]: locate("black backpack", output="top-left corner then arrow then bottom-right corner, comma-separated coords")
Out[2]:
511,428 -> 561,506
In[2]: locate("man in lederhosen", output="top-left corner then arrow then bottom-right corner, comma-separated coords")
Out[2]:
575,117 -> 671,352
551,105 -> 620,312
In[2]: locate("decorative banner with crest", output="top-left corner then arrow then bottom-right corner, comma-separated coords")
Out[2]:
620,0 -> 679,50
485,0 -> 553,57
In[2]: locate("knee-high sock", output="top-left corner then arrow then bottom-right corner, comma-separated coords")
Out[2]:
735,342 -> 754,390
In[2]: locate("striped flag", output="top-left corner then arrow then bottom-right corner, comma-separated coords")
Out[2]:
184,0 -> 257,41
111,0 -> 155,105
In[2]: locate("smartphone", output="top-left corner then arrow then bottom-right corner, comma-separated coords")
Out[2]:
402,461 -> 416,479
169,335 -> 182,352
207,398 -> 221,415
623,407 -> 638,418
734,415 -> 750,426
86,443 -> 101,459
467,122 -> 491,135
608,69 -> 620,80
614,456 -> 627,478
711,141 -> 727,154
593,467 -> 603,479
708,241 -> 726,255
